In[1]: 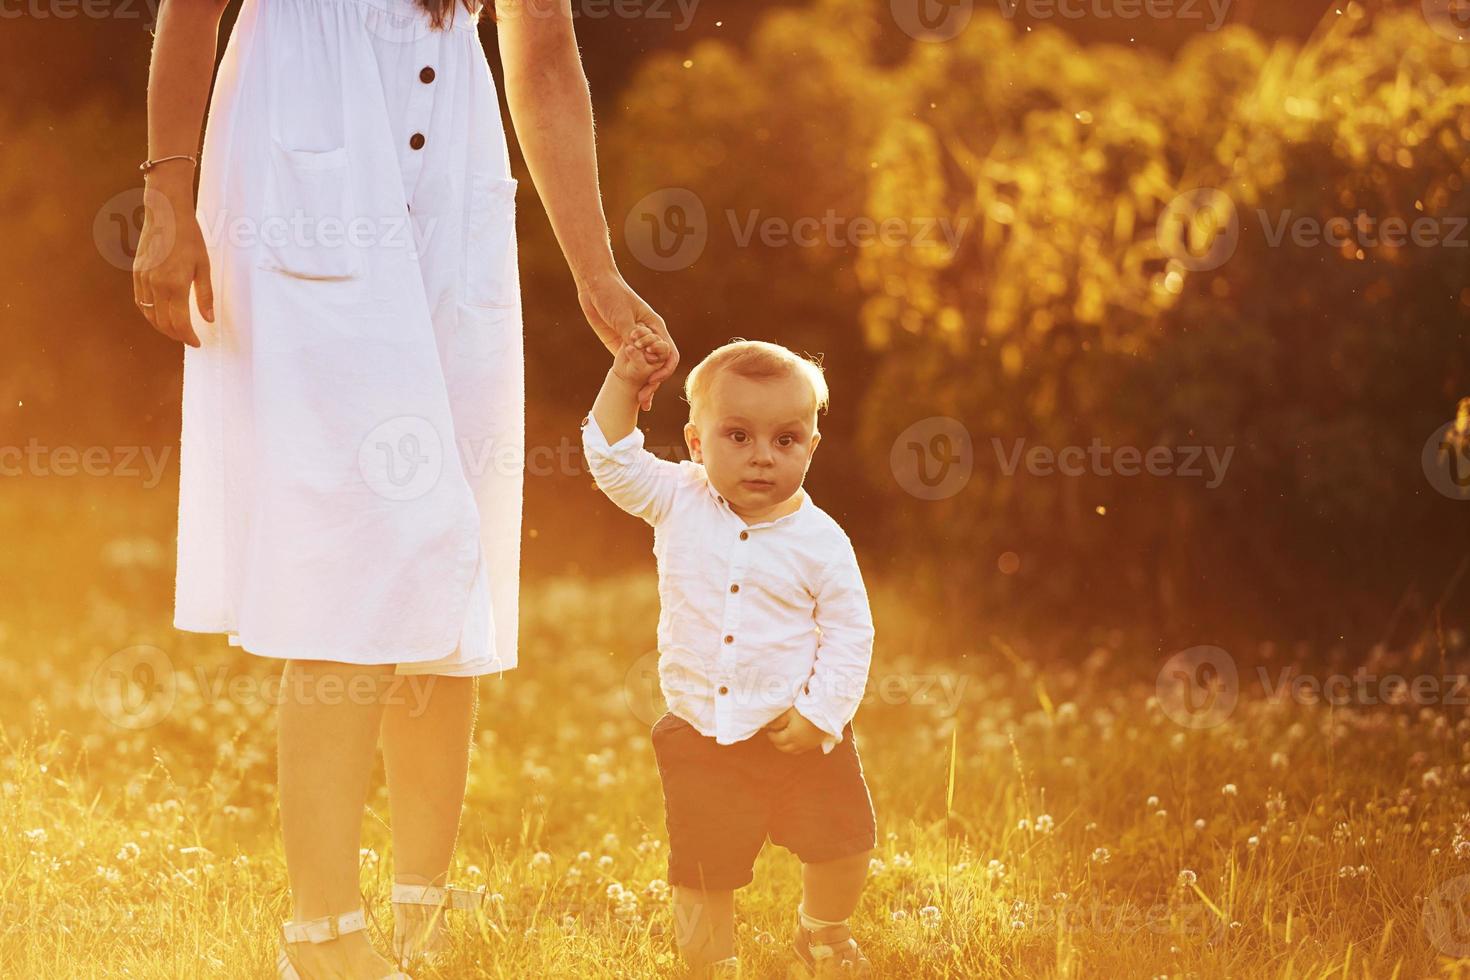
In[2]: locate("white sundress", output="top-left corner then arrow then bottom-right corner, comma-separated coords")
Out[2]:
173,0 -> 523,677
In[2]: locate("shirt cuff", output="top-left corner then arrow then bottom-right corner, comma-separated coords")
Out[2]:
580,412 -> 644,459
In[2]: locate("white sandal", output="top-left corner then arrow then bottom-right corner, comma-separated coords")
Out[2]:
276,907 -> 413,980
390,882 -> 487,966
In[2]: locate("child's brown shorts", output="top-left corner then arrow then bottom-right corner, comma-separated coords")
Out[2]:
649,710 -> 878,890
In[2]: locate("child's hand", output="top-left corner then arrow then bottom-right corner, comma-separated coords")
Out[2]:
763,706 -> 828,754
612,322 -> 672,388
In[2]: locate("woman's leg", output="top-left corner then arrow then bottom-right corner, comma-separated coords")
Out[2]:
381,674 -> 478,950
277,658 -> 402,978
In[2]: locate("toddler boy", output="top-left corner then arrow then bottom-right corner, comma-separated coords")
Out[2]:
580,329 -> 877,977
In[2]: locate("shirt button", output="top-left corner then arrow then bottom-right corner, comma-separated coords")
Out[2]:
409,132 -> 426,150
739,530 -> 749,541
719,686 -> 729,695
580,415 -> 590,428
729,584 -> 739,593
419,65 -> 436,83
724,635 -> 734,644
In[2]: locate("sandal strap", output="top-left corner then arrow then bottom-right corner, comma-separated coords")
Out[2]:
809,936 -> 859,960
391,882 -> 486,911
281,908 -> 367,945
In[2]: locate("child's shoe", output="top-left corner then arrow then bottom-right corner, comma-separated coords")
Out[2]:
390,881 -> 487,967
792,906 -> 871,977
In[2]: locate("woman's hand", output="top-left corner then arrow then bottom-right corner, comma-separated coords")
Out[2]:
577,271 -> 678,411
133,172 -> 213,347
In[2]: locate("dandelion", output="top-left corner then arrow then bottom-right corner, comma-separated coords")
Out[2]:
868,858 -> 886,875
1424,768 -> 1444,790
1222,783 -> 1238,797
891,909 -> 908,922
1194,818 -> 1207,831
116,842 -> 141,862
1146,795 -> 1160,809
645,879 -> 670,902
577,851 -> 591,863
606,883 -> 625,900
530,851 -> 552,869
1247,835 -> 1260,848
1091,847 -> 1111,864
1270,751 -> 1289,770
24,828 -> 46,846
1035,814 -> 1054,834
597,855 -> 613,871
986,860 -> 1007,883
1177,869 -> 1198,887
892,852 -> 913,869
919,906 -> 941,928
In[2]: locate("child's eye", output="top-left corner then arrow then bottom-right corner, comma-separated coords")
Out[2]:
729,431 -> 747,443
777,435 -> 795,447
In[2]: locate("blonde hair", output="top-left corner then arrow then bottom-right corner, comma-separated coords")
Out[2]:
683,339 -> 830,421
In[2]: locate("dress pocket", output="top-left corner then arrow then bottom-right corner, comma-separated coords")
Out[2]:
257,140 -> 364,282
463,174 -> 519,308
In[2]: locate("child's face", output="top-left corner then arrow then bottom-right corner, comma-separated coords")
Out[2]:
684,371 -> 822,520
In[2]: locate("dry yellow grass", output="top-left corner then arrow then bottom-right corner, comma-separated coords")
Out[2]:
1,488 -> 1467,978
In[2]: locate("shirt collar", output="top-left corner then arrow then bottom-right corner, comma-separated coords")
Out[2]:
704,472 -> 810,529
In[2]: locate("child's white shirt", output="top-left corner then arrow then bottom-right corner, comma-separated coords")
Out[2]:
580,412 -> 875,754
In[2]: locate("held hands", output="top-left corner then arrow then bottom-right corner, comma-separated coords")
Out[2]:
612,322 -> 673,390
763,706 -> 829,755
578,272 -> 678,411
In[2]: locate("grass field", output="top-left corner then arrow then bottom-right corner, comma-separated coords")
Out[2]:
2,485 -> 1468,978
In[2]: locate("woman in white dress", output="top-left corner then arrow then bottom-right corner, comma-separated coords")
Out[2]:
133,0 -> 677,975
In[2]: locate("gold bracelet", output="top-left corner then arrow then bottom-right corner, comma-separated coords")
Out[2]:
138,154 -> 199,175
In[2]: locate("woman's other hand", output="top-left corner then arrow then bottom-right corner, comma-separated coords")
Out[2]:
133,170 -> 212,347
